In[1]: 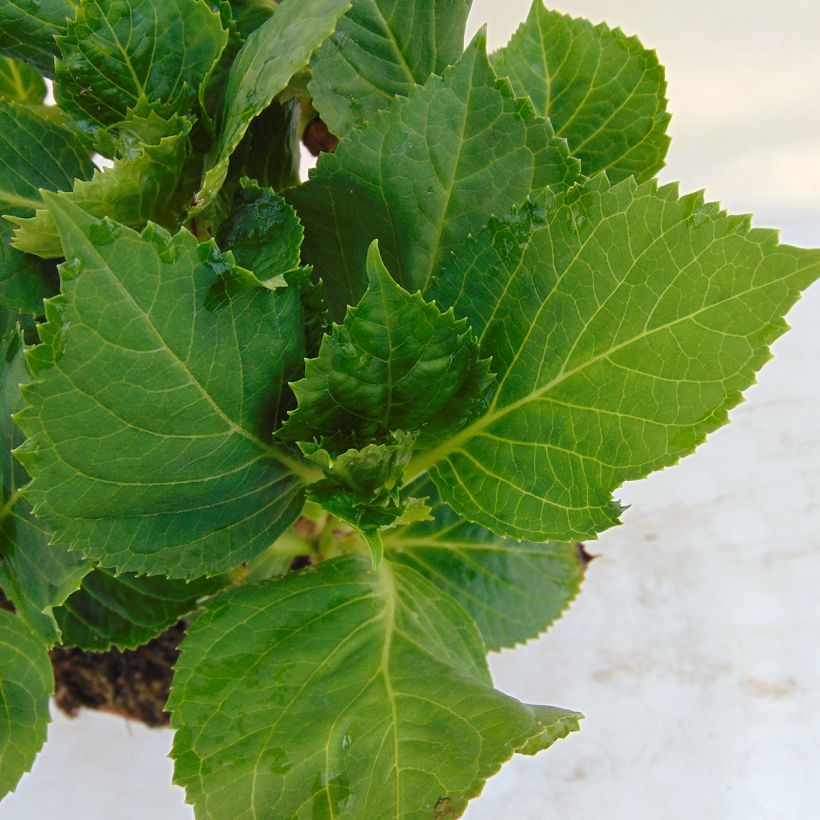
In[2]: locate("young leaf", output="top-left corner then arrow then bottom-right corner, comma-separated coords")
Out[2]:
288,33 -> 582,318
0,57 -> 47,106
0,329 -> 90,645
0,216 -> 58,315
15,196 -> 318,579
0,99 -> 93,212
11,117 -> 192,258
55,568 -> 223,651
280,242 -> 491,445
309,0 -> 473,137
0,0 -> 73,77
0,609 -> 53,799
169,555 -> 581,819
386,477 -> 585,650
493,2 -> 670,183
54,0 -> 228,133
409,176 -> 820,542
194,0 -> 351,211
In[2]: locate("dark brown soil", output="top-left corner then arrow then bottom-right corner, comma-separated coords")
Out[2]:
49,623 -> 185,727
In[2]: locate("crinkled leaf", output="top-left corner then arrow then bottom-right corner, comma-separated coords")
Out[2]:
0,99 -> 92,212
12,117 -> 192,258
0,216 -> 58,315
0,0 -> 73,77
493,2 -> 670,183
386,477 -> 585,650
309,0 -> 472,137
0,332 -> 89,644
15,196 -> 317,579
55,568 -> 224,651
0,58 -> 46,106
195,0 -> 351,210
0,609 -> 52,799
169,555 -> 580,819
54,0 -> 228,133
288,34 -> 581,318
281,242 -> 491,446
411,176 -> 820,542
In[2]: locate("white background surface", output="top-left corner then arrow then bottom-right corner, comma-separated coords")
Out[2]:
3,2 -> 819,818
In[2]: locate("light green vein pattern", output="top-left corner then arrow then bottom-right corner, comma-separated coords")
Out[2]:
413,175 -> 820,542
169,555 -> 580,819
0,0 -> 73,77
0,57 -> 47,106
15,196 -> 314,579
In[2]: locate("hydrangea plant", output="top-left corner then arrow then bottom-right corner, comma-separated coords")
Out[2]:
0,0 -> 817,816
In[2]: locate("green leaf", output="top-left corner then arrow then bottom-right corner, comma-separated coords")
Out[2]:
492,2 -> 670,183
0,0 -> 73,77
0,609 -> 52,799
11,116 -> 192,258
281,242 -> 491,446
54,0 -> 228,133
0,57 -> 46,106
236,99 -> 302,192
309,0 -> 472,137
288,34 -> 581,318
0,331 -> 90,644
15,196 -> 319,579
386,477 -> 585,650
408,176 -> 820,542
0,215 -> 58,315
55,568 -> 224,651
0,99 -> 92,212
195,0 -> 351,211
169,555 -> 580,819
229,0 -> 278,39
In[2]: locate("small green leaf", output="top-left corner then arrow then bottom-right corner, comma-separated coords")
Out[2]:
493,2 -> 670,182
281,242 -> 491,445
410,176 -> 820,542
0,609 -> 52,799
386,477 -> 585,650
309,0 -> 472,137
0,57 -> 46,106
0,0 -> 73,77
169,555 -> 580,818
15,196 -> 318,579
0,216 -> 58,315
55,568 -> 224,651
288,33 -> 581,318
195,0 -> 351,211
12,116 -> 192,258
54,0 -> 228,133
0,99 -> 92,212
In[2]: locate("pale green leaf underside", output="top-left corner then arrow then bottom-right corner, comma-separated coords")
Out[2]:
195,0 -> 351,211
0,609 -> 52,799
386,477 -> 585,650
169,555 -> 580,819
492,2 -> 670,183
309,0 -> 472,137
0,0 -> 73,77
55,568 -> 223,651
54,0 -> 228,131
415,176 -> 820,542
0,57 -> 47,106
15,196 -> 313,579
288,34 -> 581,319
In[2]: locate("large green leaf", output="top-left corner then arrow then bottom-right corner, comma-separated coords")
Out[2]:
0,216 -> 57,315
288,34 -> 581,318
0,57 -> 46,106
229,0 -> 278,39
0,99 -> 92,212
15,196 -> 319,579
55,568 -> 223,651
0,331 -> 90,644
309,0 -> 472,137
386,477 -> 585,650
195,0 -> 351,211
169,555 -> 580,819
407,177 -> 820,542
0,609 -> 52,799
11,117 -> 192,258
492,2 -> 670,183
54,0 -> 228,133
281,242 -> 490,446
0,0 -> 73,77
